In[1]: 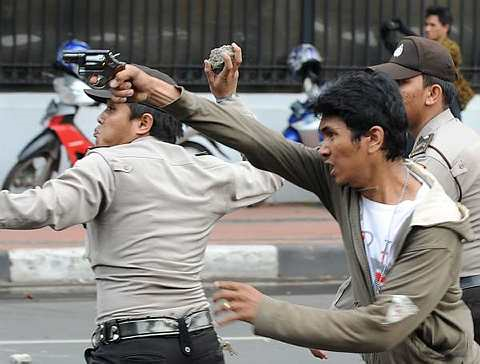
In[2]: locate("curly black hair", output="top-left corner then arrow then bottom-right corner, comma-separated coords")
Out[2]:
315,71 -> 408,161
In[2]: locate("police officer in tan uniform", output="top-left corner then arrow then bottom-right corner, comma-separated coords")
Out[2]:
371,36 -> 480,343
0,66 -> 283,363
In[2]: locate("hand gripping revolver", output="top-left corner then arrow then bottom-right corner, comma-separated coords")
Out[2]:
62,49 -> 126,89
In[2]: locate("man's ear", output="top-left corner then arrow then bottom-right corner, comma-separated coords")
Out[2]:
135,113 -> 154,136
425,84 -> 443,106
365,126 -> 384,154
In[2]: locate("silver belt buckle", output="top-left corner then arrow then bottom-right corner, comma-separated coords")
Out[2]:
107,323 -> 121,343
91,328 -> 101,349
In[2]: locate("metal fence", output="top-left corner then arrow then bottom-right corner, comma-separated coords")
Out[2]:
0,0 -> 478,91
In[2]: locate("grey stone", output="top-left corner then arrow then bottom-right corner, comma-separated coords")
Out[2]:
207,45 -> 235,74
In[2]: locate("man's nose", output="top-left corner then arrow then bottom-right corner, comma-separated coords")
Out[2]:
318,142 -> 330,157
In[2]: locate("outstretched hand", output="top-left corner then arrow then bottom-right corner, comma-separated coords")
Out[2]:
204,43 -> 242,99
213,281 -> 264,326
107,64 -> 180,107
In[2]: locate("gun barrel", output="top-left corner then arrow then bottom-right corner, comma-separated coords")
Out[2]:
62,52 -> 85,64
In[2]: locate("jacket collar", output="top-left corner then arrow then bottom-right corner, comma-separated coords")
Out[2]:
404,160 -> 472,240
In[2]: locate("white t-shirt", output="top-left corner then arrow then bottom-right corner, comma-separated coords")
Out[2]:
360,183 -> 429,291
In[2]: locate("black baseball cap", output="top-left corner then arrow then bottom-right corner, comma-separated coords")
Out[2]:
369,36 -> 457,82
84,64 -> 176,104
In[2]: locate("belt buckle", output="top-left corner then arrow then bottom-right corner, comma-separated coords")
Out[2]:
106,321 -> 121,343
91,321 -> 121,348
91,324 -> 104,349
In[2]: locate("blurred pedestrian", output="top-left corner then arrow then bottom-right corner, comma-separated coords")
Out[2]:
107,46 -> 480,363
371,35 -> 480,345
424,5 -> 474,110
0,65 -> 282,364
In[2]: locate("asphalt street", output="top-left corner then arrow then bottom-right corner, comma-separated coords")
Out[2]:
0,292 -> 362,364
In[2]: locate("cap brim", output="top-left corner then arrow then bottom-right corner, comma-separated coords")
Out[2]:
84,89 -> 113,104
368,62 -> 421,80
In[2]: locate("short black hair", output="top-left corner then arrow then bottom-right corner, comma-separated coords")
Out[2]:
422,74 -> 461,119
315,71 -> 407,161
425,5 -> 453,27
127,103 -> 183,144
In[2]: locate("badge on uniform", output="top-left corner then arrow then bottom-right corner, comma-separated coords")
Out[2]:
409,133 -> 434,157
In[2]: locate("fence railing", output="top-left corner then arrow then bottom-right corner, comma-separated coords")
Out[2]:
0,0 -> 478,91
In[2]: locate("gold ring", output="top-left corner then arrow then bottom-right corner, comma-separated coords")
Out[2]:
223,301 -> 231,310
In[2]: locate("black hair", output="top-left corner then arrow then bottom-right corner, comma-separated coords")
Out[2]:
315,71 -> 408,161
422,75 -> 461,119
425,5 -> 453,27
127,103 -> 183,144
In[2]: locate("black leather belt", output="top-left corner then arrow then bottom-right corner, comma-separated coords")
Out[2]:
460,275 -> 480,290
91,310 -> 214,350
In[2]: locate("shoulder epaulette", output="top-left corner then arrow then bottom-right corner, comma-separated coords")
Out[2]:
409,133 -> 434,157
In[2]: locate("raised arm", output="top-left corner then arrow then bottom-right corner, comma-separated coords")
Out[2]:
108,60 -> 338,212
0,152 -> 115,230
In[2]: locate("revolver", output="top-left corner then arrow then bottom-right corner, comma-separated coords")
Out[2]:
62,49 -> 126,89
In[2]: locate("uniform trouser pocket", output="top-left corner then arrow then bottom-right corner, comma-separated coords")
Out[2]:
118,354 -> 166,363
463,285 -> 480,344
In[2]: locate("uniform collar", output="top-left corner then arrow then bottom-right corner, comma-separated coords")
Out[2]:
87,135 -> 155,152
416,108 -> 455,140
130,135 -> 156,144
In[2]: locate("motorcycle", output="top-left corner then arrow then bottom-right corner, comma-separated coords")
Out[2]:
2,72 -> 96,193
283,44 -> 326,147
3,43 -> 235,192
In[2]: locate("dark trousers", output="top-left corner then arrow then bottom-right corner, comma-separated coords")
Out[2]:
84,327 -> 225,364
463,286 -> 480,344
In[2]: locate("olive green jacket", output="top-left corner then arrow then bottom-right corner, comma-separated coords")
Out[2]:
165,90 -> 480,363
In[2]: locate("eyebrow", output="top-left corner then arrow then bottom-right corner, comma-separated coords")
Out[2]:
319,125 -> 335,134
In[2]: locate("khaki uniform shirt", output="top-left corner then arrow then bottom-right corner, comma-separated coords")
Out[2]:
410,109 -> 480,277
440,37 -> 475,110
0,136 -> 283,323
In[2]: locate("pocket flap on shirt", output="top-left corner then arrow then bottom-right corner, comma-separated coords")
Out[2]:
110,161 -> 133,173
451,159 -> 468,178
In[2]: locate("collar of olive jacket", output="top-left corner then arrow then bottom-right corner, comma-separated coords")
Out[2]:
347,159 -> 472,303
405,159 -> 470,235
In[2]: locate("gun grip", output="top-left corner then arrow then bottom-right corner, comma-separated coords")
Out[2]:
87,63 -> 126,90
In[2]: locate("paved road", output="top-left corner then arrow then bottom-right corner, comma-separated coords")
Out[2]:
0,293 -> 362,364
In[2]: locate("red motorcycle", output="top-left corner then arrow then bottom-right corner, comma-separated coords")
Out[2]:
2,73 -> 95,192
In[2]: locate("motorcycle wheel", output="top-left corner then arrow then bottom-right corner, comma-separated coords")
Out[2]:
2,144 -> 61,193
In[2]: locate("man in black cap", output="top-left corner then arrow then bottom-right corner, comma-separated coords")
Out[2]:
0,65 -> 283,363
370,35 -> 480,343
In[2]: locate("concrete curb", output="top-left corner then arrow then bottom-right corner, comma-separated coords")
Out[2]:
0,244 -> 347,285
